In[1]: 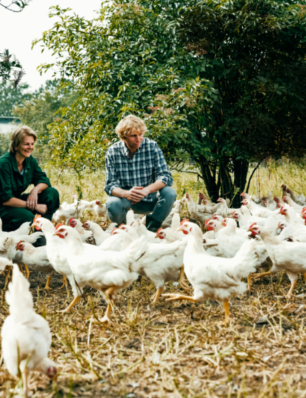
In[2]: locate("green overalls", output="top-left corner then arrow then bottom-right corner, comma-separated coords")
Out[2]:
0,152 -> 60,232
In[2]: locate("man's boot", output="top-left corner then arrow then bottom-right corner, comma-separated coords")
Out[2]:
146,214 -> 162,233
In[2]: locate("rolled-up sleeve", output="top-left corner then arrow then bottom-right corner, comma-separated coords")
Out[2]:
0,167 -> 14,203
104,151 -> 121,196
154,144 -> 173,186
32,158 -> 51,187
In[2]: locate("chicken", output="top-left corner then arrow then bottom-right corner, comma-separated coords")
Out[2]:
82,220 -> 109,246
32,216 -> 80,311
242,198 -> 279,218
282,184 -> 306,206
93,200 -> 107,218
279,204 -> 304,226
278,220 -> 306,243
163,222 -> 258,324
53,225 -> 148,322
0,221 -> 32,237
52,201 -> 86,223
283,195 -> 304,212
1,265 -> 57,397
249,223 -> 306,299
15,241 -> 54,290
68,217 -> 95,243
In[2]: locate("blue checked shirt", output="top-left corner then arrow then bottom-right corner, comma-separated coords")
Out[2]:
104,138 -> 173,202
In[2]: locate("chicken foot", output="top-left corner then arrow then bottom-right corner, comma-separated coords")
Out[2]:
152,287 -> 164,303
44,275 -> 52,290
286,280 -> 297,299
162,293 -> 198,303
252,271 -> 272,280
59,296 -> 81,313
179,265 -> 191,292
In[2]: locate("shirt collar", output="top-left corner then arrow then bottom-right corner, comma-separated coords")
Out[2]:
120,138 -> 146,159
9,152 -> 30,172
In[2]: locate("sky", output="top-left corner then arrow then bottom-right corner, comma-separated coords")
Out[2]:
0,0 -> 103,92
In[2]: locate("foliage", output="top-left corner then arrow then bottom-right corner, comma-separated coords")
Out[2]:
0,81 -> 31,116
0,49 -> 24,86
12,79 -> 78,142
0,0 -> 30,12
0,133 -> 11,156
34,0 -> 306,204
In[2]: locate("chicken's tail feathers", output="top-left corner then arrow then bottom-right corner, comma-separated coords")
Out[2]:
232,239 -> 258,279
6,264 -> 34,319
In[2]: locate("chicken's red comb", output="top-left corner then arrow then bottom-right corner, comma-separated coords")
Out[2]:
241,192 -> 246,197
156,227 -> 163,234
282,196 -> 287,201
68,217 -> 75,224
205,218 -> 211,226
118,223 -> 125,229
280,205 -> 286,213
302,207 -> 306,213
232,211 -> 236,216
16,240 -> 24,248
111,228 -> 117,235
95,200 -> 100,205
249,222 -> 257,229
212,214 -> 218,220
180,219 -> 189,226
185,193 -> 190,198
55,223 -> 64,230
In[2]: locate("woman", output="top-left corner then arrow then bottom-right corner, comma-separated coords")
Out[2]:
0,126 -> 60,239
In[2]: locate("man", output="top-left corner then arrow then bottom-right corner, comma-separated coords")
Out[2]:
105,115 -> 176,232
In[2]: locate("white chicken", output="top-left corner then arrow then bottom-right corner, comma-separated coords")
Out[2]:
68,217 -> 94,243
163,221 -> 258,323
32,216 -> 81,312
54,225 -> 148,322
15,241 -> 54,290
82,220 -> 109,246
249,223 -> 306,299
1,265 -> 57,397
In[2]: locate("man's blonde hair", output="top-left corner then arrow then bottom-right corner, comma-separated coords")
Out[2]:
9,125 -> 37,154
115,115 -> 147,139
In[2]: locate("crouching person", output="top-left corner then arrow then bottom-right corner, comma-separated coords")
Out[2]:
105,115 -> 176,232
0,126 -> 60,245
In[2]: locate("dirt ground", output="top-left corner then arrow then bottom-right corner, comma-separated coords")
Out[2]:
1,270 -> 306,398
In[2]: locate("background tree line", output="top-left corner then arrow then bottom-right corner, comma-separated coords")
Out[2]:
3,0 -> 306,206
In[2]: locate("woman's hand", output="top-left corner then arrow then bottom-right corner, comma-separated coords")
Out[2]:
35,203 -> 47,215
26,189 -> 38,211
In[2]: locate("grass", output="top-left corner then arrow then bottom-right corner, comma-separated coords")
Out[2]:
1,160 -> 306,397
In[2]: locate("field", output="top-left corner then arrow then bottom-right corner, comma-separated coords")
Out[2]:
1,161 -> 306,398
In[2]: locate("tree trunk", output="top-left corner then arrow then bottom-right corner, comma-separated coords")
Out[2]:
199,159 -> 249,208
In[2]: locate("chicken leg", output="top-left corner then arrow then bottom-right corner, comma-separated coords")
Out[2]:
100,286 -> 116,323
162,293 -> 198,303
44,275 -> 52,290
152,287 -> 164,303
4,266 -> 12,290
303,273 -> 306,283
221,300 -> 232,325
23,263 -> 30,279
22,366 -> 29,398
179,265 -> 191,292
286,280 -> 297,299
60,296 -> 81,313
59,275 -> 68,289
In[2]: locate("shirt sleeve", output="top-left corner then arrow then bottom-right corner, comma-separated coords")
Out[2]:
0,165 -> 14,203
32,157 -> 51,187
154,143 -> 173,186
104,150 -> 121,196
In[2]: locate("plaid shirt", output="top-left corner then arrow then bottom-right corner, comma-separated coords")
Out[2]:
104,138 -> 173,202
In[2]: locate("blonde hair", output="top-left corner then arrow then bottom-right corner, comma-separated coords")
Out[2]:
9,125 -> 37,154
115,115 -> 147,139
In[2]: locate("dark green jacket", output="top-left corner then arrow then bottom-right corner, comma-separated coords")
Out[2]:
0,152 -> 51,218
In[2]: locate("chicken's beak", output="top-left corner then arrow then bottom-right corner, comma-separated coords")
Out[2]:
177,227 -> 183,232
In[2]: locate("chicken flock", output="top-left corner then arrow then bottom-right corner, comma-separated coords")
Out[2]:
1,183 -> 306,396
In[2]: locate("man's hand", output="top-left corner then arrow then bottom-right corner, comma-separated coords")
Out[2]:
26,189 -> 38,211
124,186 -> 151,204
35,203 -> 47,215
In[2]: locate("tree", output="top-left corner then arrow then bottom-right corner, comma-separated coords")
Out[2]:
34,0 -> 306,204
0,0 -> 30,12
12,79 -> 78,141
0,81 -> 31,116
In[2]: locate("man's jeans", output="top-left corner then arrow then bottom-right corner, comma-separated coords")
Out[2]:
106,186 -> 177,225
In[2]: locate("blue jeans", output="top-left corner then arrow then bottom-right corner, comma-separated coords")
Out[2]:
106,186 -> 176,225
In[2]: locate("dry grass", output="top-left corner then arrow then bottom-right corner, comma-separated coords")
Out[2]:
1,161 -> 306,397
